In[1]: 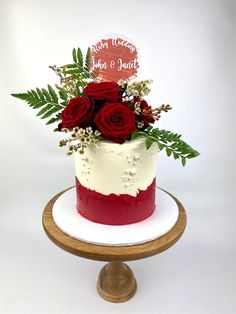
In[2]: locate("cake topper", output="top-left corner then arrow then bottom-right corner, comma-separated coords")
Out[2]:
90,35 -> 139,82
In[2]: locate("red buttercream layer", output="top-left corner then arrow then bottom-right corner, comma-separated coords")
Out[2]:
75,177 -> 156,225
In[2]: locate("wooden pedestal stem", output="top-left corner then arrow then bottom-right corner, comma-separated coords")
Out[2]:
97,261 -> 137,303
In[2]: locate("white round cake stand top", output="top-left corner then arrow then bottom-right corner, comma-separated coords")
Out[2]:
52,187 -> 179,247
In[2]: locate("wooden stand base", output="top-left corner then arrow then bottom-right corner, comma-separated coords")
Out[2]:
43,187 -> 187,303
97,261 -> 137,303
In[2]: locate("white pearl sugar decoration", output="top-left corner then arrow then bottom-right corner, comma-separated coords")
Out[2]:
122,151 -> 142,189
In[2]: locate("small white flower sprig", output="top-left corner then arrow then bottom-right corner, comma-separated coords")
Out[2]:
59,127 -> 101,155
120,79 -> 172,127
121,79 -> 153,100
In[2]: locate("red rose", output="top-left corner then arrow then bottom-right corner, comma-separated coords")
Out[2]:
83,82 -> 123,102
133,97 -> 155,125
60,97 -> 93,129
140,99 -> 155,124
94,103 -> 137,144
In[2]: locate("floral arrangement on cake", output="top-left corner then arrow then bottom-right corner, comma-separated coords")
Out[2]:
12,47 -> 199,166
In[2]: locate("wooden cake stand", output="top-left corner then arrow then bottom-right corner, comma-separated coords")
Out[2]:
42,187 -> 187,303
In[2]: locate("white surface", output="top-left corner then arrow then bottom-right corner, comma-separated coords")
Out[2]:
1,0 -> 236,314
52,187 -> 179,246
74,137 -> 158,196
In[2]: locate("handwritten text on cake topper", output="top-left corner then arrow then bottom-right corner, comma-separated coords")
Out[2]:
90,37 -> 139,82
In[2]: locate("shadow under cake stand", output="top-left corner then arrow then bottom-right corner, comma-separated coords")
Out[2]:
42,187 -> 187,303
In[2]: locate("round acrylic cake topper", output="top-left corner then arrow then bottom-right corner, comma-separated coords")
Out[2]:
90,35 -> 139,82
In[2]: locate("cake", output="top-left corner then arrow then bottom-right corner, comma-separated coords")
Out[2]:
11,40 -> 199,227
74,137 -> 159,225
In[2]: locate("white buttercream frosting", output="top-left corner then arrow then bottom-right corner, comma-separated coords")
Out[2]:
74,138 -> 158,196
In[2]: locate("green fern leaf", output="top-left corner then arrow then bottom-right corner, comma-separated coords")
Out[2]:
173,152 -> 179,159
36,88 -> 44,100
11,93 -> 29,101
46,115 -> 61,125
32,100 -> 46,109
146,137 -> 152,149
12,86 -> 64,128
59,89 -> 68,101
132,126 -> 200,166
41,107 -> 60,119
36,104 -> 52,116
42,88 -> 51,101
31,90 -> 38,99
166,148 -> 172,156
72,48 -> 77,63
47,85 -> 58,103
131,131 -> 139,140
85,47 -> 91,70
77,47 -> 83,66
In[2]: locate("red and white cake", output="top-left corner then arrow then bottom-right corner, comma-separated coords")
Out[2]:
12,36 -> 199,229
75,137 -> 158,225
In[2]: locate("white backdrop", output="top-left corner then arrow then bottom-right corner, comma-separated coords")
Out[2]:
1,0 -> 236,313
